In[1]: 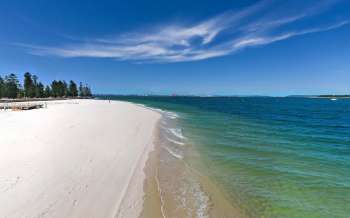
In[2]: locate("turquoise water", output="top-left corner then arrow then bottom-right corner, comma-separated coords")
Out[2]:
103,96 -> 350,217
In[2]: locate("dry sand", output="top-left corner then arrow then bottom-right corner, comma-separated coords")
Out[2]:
0,99 -> 161,218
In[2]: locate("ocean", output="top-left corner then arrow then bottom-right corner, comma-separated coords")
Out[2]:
101,96 -> 350,218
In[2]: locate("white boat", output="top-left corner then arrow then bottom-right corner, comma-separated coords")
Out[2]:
330,98 -> 337,101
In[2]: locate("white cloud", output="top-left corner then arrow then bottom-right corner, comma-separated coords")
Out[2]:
19,0 -> 349,63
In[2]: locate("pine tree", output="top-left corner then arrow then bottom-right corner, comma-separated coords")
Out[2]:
37,82 -> 45,98
63,81 -> 68,97
44,85 -> 51,98
2,73 -> 91,99
0,76 -> 4,99
57,80 -> 64,97
4,74 -> 20,98
17,84 -> 25,98
69,80 -> 78,97
79,82 -> 83,97
32,75 -> 41,98
51,80 -> 58,97
85,85 -> 92,97
24,72 -> 35,98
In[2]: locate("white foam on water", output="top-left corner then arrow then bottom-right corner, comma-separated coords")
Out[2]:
194,184 -> 210,218
165,136 -> 185,146
165,111 -> 179,119
153,108 -> 166,113
163,146 -> 183,159
134,103 -> 146,107
134,103 -> 180,120
168,128 -> 186,139
177,176 -> 210,218
155,170 -> 167,218
136,105 -> 166,115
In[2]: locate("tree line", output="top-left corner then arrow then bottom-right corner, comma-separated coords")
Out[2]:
0,72 -> 92,99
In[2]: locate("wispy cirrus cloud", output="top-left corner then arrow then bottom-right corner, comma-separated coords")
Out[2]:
18,0 -> 349,63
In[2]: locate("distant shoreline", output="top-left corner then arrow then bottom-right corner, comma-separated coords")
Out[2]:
309,96 -> 350,99
97,94 -> 350,99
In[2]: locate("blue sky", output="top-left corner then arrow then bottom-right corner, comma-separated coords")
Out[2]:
0,0 -> 349,96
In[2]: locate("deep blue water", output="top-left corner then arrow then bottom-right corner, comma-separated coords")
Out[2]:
101,96 -> 350,217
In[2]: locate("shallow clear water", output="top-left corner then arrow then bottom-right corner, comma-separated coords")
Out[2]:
103,96 -> 350,217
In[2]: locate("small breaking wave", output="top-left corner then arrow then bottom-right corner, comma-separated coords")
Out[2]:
166,136 -> 185,146
165,111 -> 179,119
134,103 -> 146,107
152,108 -> 166,113
146,107 -> 180,120
168,128 -> 186,139
134,103 -> 180,120
163,146 -> 183,159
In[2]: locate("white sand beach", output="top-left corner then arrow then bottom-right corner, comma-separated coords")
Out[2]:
0,100 -> 161,218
